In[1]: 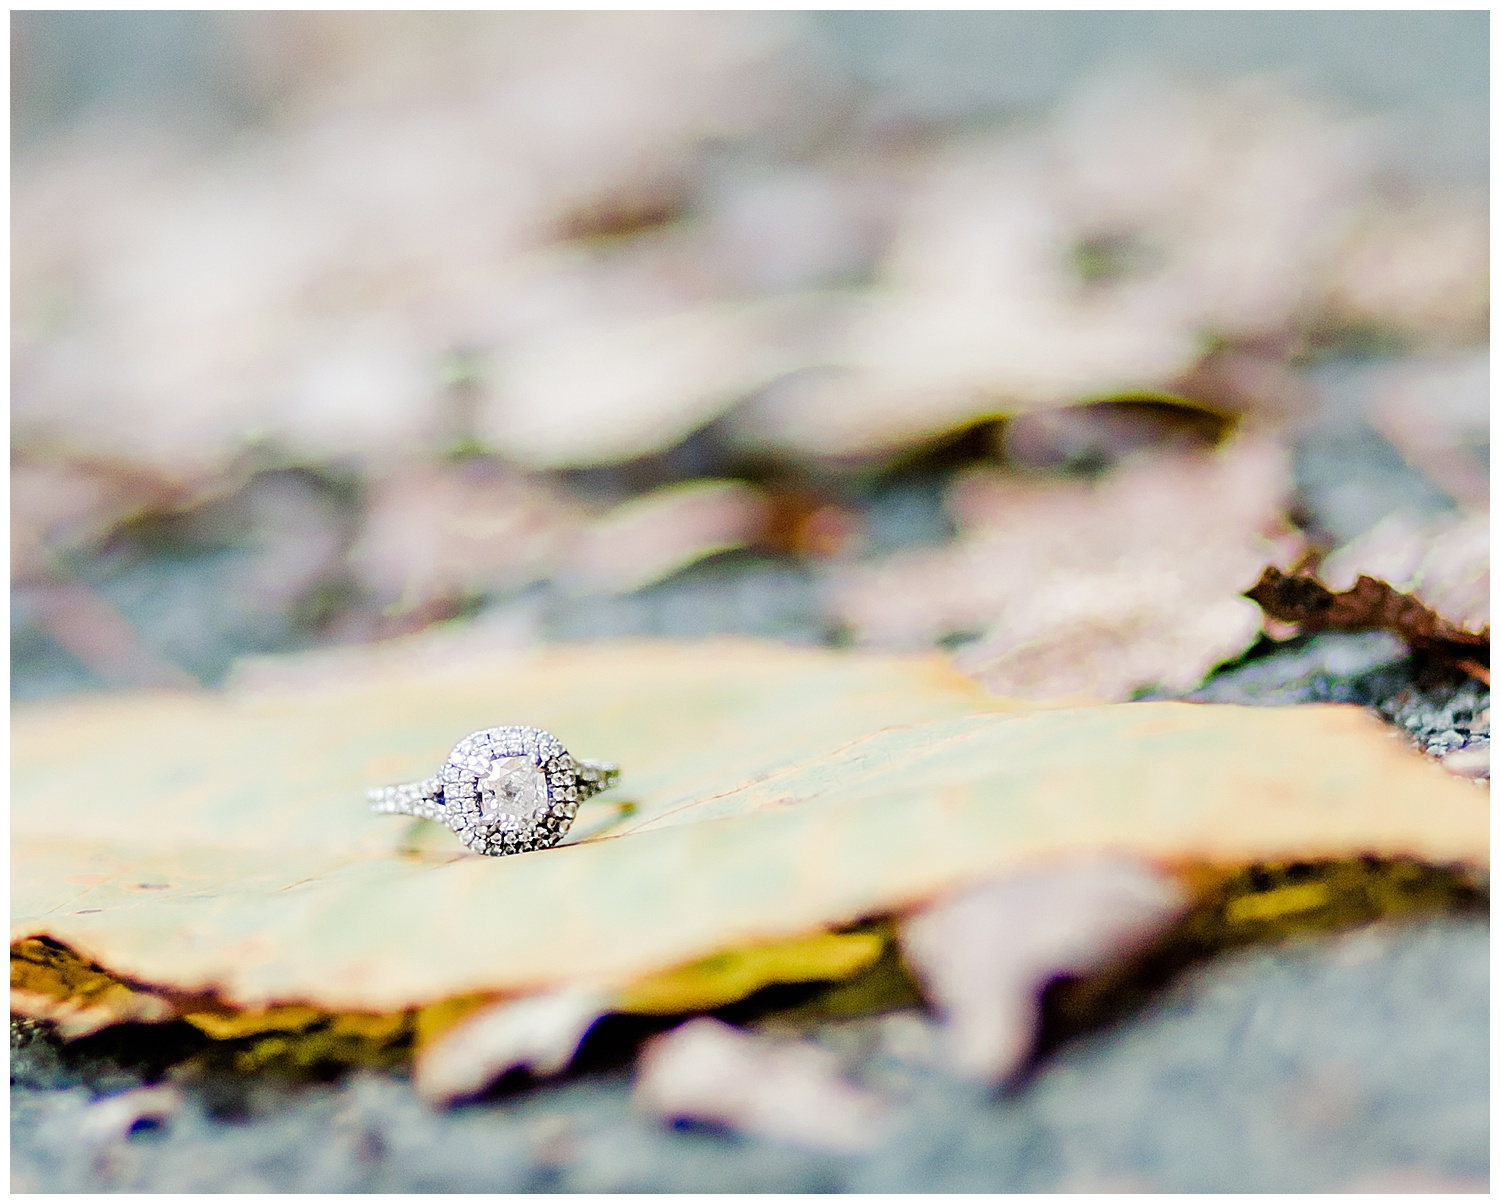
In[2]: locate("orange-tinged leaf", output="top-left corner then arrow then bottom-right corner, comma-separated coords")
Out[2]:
11,638 -> 1486,1016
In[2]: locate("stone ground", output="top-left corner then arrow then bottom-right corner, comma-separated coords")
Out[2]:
11,368 -> 1489,1192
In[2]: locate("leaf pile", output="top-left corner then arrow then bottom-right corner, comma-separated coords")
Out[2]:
830,432 -> 1304,701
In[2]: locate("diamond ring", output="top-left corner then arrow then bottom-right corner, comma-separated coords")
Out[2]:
368,726 -> 621,855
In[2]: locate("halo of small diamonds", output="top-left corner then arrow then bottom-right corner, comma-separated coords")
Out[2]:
369,725 -> 618,855
438,725 -> 582,855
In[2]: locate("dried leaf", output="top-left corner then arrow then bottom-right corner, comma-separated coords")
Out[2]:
412,992 -> 495,1048
413,986 -> 612,1104
633,1017 -> 891,1152
350,460 -> 586,610
12,639 -> 1485,1017
14,929 -> 424,1077
179,1004 -> 328,1040
1244,564 -> 1488,674
1018,857 -> 1486,1053
833,433 -> 1302,700
1321,191 -> 1489,348
1319,510 -> 1488,635
695,160 -> 894,295
898,854 -> 1185,1084
475,299 -> 810,469
12,579 -> 200,692
412,922 -> 899,1100
1364,353 -> 1489,511
615,929 -> 885,1015
1000,395 -> 1234,473
735,75 -> 1369,458
752,922 -> 925,1025
560,479 -> 772,595
1183,858 -> 1484,948
10,937 -> 177,1038
216,1011 -> 414,1076
11,457 -> 189,583
14,14 -> 803,474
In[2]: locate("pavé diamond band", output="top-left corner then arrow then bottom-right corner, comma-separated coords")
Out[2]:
369,725 -> 620,856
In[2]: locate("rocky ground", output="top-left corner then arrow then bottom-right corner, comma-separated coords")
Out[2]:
10,376 -> 1489,1192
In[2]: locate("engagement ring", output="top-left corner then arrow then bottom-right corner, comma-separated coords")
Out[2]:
369,726 -> 620,855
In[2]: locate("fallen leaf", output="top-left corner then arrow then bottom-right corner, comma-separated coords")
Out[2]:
12,639 -> 1485,1017
1244,563 -> 1488,677
999,395 -> 1234,474
1168,343 -> 1315,425
412,992 -> 494,1048
16,931 -> 424,1072
1320,190 -> 1489,349
475,298 -> 814,470
212,1011 -> 414,1076
1319,510 -> 1488,635
179,1004 -> 328,1040
413,986 -> 612,1104
968,857 -> 1487,1051
10,456 -> 190,583
559,479 -> 772,595
1363,353 -> 1489,511
615,928 -> 885,1015
750,923 -> 925,1025
349,459 -> 587,611
12,579 -> 200,692
13,916 -> 898,1102
13,14 -> 804,476
633,1016 -> 891,1152
734,74 -> 1369,458
11,937 -> 177,1038
693,159 -> 896,296
832,432 -> 1303,701
758,488 -> 867,561
897,854 -> 1185,1084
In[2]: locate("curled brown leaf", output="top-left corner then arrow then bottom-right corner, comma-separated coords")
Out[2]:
1244,566 -> 1489,679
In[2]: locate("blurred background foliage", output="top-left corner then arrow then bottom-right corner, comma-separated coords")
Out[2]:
11,11 -> 1488,700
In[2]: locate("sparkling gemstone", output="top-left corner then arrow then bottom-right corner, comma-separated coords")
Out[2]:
478,756 -> 549,827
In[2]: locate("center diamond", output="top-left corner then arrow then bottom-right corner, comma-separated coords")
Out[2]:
478,756 -> 549,827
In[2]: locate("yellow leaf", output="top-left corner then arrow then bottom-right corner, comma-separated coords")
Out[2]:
616,929 -> 886,1015
220,1013 -> 414,1076
1223,882 -> 1332,924
10,937 -> 176,1037
180,1005 -> 327,1040
11,638 -> 1486,1015
413,992 -> 496,1050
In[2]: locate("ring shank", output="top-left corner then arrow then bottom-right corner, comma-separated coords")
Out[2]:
369,759 -> 621,818
367,776 -> 443,820
576,760 -> 621,800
